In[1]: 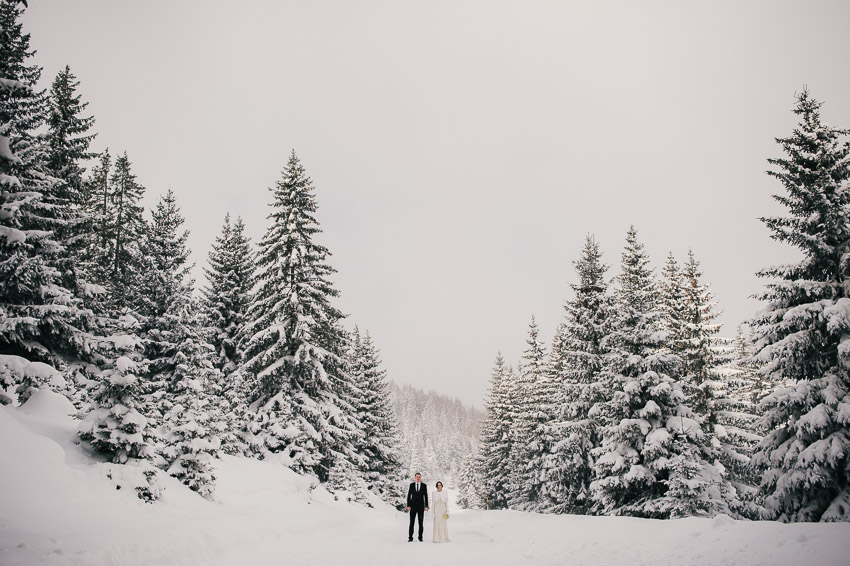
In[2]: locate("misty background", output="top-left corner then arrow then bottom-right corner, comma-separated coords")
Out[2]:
22,0 -> 850,406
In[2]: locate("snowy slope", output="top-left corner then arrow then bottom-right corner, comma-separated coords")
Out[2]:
2,392 -> 849,566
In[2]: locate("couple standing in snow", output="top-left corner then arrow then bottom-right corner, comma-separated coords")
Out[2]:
407,472 -> 450,543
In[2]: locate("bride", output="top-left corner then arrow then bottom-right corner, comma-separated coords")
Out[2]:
432,481 -> 450,543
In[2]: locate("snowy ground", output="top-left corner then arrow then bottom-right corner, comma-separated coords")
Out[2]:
2,392 -> 849,566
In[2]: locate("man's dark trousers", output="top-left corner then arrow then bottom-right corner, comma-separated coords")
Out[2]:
407,482 -> 428,541
409,507 -> 424,541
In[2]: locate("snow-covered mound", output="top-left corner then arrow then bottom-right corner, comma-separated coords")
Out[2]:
2,392 -> 849,566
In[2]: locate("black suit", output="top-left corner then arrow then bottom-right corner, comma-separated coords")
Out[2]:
407,482 -> 429,540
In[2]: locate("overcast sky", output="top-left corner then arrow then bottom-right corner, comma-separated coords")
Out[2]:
22,0 -> 850,407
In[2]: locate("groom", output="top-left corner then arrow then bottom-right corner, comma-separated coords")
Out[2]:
406,472 -> 429,542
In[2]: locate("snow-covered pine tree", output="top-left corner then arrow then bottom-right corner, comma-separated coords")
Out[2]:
201,214 -> 255,454
590,226 -> 729,519
677,250 -> 745,516
456,450 -> 483,509
477,353 -> 514,508
712,327 -> 764,518
542,235 -> 613,514
203,214 -> 254,375
77,149 -> 111,296
78,316 -> 150,463
347,326 -> 403,500
750,89 -> 850,522
102,152 -> 147,310
328,452 -> 369,504
507,316 -> 552,510
0,0 -> 96,400
661,252 -> 686,356
45,65 -> 96,208
158,303 -> 222,498
136,189 -> 191,325
77,313 -> 162,501
241,151 -> 356,482
44,65 -> 97,282
677,249 -> 722,424
135,190 -> 222,495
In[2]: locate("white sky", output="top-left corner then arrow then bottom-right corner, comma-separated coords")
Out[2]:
22,0 -> 850,406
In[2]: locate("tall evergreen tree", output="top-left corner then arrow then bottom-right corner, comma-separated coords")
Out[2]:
201,213 -> 255,454
44,64 -> 97,280
661,252 -> 686,356
750,89 -> 850,522
241,151 -> 356,481
542,235 -> 613,514
78,148 -> 112,293
103,152 -> 146,310
507,316 -> 551,510
203,214 -> 254,375
137,190 -> 221,495
45,64 -> 96,206
712,327 -> 764,518
456,450 -> 483,509
678,250 -> 722,421
478,352 -> 514,509
0,1 -> 95,389
348,326 -> 403,499
158,303 -> 222,498
590,227 -> 729,518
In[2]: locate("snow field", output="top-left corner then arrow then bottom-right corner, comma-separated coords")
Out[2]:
2,391 -> 849,566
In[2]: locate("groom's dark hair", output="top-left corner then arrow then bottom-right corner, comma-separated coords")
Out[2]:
415,472 -> 421,476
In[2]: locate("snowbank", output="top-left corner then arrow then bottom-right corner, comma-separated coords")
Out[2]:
1,391 -> 849,566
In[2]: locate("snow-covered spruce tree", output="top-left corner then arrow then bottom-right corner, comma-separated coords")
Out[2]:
158,303 -> 222,498
328,452 -> 369,503
677,249 -> 722,424
347,326 -> 403,500
203,214 -> 254,375
135,190 -> 222,494
101,152 -> 147,310
456,450 -> 483,509
78,317 -> 149,462
44,65 -> 97,285
70,148 -> 111,302
201,214 -> 255,454
477,352 -> 517,509
712,328 -> 764,518
77,314 -> 162,501
661,252 -> 686,356
0,0 -> 96,400
663,250 -> 746,505
541,235 -> 613,514
45,65 -> 96,209
241,151 -> 357,482
750,89 -> 850,522
590,226 -> 731,518
507,316 -> 552,510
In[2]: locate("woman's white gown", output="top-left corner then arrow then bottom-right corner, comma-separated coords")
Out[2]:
432,490 -> 450,543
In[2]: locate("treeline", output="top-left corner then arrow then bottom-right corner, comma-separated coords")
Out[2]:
388,382 -> 483,489
0,2 -> 402,502
465,90 -> 850,523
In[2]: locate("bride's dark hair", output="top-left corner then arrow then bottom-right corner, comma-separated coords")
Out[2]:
435,481 -> 443,488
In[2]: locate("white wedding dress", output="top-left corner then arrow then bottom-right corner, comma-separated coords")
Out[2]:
432,490 -> 450,543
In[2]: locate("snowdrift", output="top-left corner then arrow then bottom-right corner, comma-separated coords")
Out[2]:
2,391 -> 849,566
